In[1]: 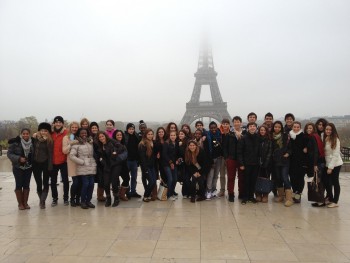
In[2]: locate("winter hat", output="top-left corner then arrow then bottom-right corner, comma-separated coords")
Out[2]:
89,121 -> 99,129
38,122 -> 52,132
126,123 -> 135,130
139,120 -> 147,128
53,116 -> 64,124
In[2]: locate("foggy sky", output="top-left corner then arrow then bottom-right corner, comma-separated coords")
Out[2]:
1,0 -> 350,123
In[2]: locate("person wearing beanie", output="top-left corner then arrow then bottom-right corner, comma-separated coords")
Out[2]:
89,121 -> 106,202
138,120 -> 147,140
50,115 -> 69,206
32,122 -> 53,209
124,123 -> 142,198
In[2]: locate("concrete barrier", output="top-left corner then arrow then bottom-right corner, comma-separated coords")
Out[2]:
0,155 -> 12,172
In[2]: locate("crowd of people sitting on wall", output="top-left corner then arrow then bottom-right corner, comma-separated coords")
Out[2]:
6,112 -> 343,210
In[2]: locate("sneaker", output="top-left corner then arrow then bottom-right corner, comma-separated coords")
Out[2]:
70,200 -> 77,207
87,202 -> 95,208
142,197 -> 150,202
183,195 -> 188,199
228,194 -> 235,202
312,202 -> 325,207
327,203 -> 339,208
170,196 -> 176,201
64,200 -> 69,206
241,200 -> 247,205
249,198 -> 257,204
172,195 -> 178,200
51,199 -> 58,207
132,192 -> 142,198
206,192 -> 212,200
173,192 -> 178,196
81,202 -> 89,209
211,190 -> 218,198
325,198 -> 331,205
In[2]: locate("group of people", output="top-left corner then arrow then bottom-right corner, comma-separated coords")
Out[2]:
6,112 -> 343,210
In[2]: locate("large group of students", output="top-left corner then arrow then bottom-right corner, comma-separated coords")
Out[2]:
6,112 -> 343,210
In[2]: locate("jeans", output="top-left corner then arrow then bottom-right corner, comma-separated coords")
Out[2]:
142,167 -> 157,197
51,162 -> 69,201
81,175 -> 95,203
70,176 -> 82,202
13,167 -> 32,190
120,162 -> 130,187
274,165 -> 291,189
207,157 -> 222,192
32,161 -> 50,194
226,159 -> 244,196
219,159 -> 227,191
127,160 -> 138,194
243,165 -> 258,200
164,166 -> 178,197
326,165 -> 341,204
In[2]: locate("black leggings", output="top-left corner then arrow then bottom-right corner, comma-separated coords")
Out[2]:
32,161 -> 50,194
289,165 -> 305,194
326,165 -> 341,204
104,165 -> 121,196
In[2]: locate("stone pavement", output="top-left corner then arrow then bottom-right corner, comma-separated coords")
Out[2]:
0,172 -> 350,263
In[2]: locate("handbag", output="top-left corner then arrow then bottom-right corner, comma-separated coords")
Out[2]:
255,166 -> 273,194
307,171 -> 325,203
157,180 -> 168,201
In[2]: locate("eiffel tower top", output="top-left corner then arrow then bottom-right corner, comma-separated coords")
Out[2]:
196,45 -> 218,77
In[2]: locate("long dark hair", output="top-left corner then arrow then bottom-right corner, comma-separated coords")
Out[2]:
272,121 -> 284,135
156,127 -> 167,142
324,123 -> 340,150
112,129 -> 125,145
258,124 -> 271,140
139,128 -> 154,157
185,140 -> 199,165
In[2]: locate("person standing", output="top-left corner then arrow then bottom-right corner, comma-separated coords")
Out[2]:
324,123 -> 343,208
105,120 -> 116,139
238,122 -> 260,204
69,128 -> 97,209
218,118 -> 230,197
138,129 -> 157,202
124,123 -> 142,198
62,121 -> 80,207
51,116 -> 69,206
7,128 -> 33,210
32,122 -> 53,209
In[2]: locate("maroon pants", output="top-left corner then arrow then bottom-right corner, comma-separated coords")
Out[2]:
226,159 -> 244,196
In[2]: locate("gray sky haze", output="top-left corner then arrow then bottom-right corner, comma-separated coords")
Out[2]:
1,0 -> 349,123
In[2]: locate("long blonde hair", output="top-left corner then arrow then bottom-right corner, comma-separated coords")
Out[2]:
67,121 -> 79,137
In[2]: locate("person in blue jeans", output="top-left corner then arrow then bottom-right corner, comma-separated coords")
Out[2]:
124,123 -> 142,198
69,128 -> 97,209
162,131 -> 180,200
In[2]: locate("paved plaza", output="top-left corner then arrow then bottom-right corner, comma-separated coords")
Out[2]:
0,171 -> 350,263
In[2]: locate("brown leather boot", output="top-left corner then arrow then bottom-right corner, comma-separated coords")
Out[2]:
151,185 -> 157,201
15,190 -> 25,210
255,193 -> 262,202
23,189 -> 30,209
262,194 -> 268,203
97,187 -> 106,202
119,186 -> 129,201
284,189 -> 294,207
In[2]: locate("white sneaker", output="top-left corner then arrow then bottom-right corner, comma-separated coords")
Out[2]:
183,196 -> 188,199
206,192 -> 212,200
170,196 -> 176,201
327,203 -> 339,208
172,195 -> 178,200
212,190 -> 218,198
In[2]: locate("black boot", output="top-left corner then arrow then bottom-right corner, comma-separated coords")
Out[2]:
40,191 -> 48,209
105,196 -> 112,207
112,195 -> 120,207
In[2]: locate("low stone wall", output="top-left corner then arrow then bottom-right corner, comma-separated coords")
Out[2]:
0,155 -> 12,172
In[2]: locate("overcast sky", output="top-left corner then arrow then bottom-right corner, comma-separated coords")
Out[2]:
1,0 -> 349,123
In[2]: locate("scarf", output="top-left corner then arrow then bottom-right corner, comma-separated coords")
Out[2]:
273,133 -> 283,149
231,127 -> 243,140
36,133 -> 47,142
289,130 -> 302,140
20,136 -> 32,158
312,133 -> 325,158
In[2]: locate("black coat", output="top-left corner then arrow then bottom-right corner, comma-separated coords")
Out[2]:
272,133 -> 291,167
237,132 -> 260,166
7,136 -> 34,169
223,131 -> 245,160
95,139 -> 128,170
259,137 -> 272,169
138,141 -> 156,171
162,141 -> 179,167
185,149 -> 209,177
289,132 -> 308,168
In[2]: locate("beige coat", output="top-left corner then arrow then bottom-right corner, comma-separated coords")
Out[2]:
62,136 -> 78,177
325,138 -> 343,170
69,141 -> 97,176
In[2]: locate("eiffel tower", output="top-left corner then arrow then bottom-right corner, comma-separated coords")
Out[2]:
180,46 -> 231,125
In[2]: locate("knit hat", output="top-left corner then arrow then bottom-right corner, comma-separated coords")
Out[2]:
139,120 -> 147,128
53,116 -> 64,124
38,122 -> 52,132
126,123 -> 135,130
89,121 -> 99,129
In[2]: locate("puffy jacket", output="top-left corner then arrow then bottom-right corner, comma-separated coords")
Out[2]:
63,136 -> 78,177
52,129 -> 68,165
325,138 -> 343,169
69,140 -> 97,176
7,136 -> 34,169
237,132 -> 260,166
96,139 -> 128,170
33,137 -> 53,171
272,133 -> 291,167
